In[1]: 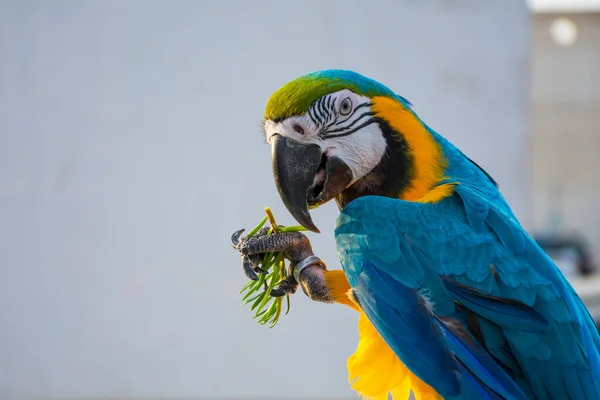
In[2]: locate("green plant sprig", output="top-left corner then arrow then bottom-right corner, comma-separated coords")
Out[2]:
239,207 -> 307,328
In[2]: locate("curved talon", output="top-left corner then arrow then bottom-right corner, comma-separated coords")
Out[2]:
269,287 -> 286,297
242,256 -> 259,281
256,267 -> 269,274
230,229 -> 245,249
264,280 -> 283,294
268,276 -> 298,297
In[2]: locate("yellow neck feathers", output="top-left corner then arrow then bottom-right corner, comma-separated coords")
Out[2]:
370,96 -> 453,203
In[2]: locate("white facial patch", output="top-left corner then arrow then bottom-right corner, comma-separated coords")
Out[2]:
264,90 -> 387,183
325,121 -> 387,184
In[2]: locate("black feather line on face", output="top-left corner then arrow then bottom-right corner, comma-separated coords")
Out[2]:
324,115 -> 339,131
325,96 -> 333,120
308,107 -> 319,127
328,98 -> 338,121
312,98 -> 324,127
320,117 -> 377,140
321,111 -> 376,137
318,102 -> 372,136
318,96 -> 329,125
348,101 -> 371,114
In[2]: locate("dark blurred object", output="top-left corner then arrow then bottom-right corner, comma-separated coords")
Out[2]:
535,234 -> 600,328
535,234 -> 597,277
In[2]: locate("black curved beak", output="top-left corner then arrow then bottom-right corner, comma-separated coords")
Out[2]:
271,135 -> 353,233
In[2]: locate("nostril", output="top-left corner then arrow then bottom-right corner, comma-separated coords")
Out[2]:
292,124 -> 305,135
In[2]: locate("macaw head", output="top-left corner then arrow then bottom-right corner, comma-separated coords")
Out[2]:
263,69 -> 446,232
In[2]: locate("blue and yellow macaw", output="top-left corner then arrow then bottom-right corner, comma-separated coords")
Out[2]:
233,70 -> 600,399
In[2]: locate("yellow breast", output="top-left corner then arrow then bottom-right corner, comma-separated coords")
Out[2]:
323,270 -> 441,400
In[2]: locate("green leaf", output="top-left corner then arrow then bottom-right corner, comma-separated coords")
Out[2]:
255,275 -> 277,314
246,215 -> 269,238
241,282 -> 261,301
269,298 -> 283,328
250,293 -> 266,311
238,280 -> 254,295
278,225 -> 308,233
285,294 -> 291,315
260,301 -> 278,324
243,292 -> 262,305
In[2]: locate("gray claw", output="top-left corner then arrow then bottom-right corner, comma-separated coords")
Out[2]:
242,256 -> 259,281
231,229 -> 245,249
269,287 -> 286,297
268,276 -> 298,297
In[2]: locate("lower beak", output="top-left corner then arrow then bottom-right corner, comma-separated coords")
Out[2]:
271,135 -> 353,233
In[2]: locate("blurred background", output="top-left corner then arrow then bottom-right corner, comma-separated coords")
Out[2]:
0,0 -> 598,399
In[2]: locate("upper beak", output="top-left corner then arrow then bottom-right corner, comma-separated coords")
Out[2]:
271,135 -> 353,233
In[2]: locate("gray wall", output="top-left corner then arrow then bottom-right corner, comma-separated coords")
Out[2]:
0,1 -> 529,399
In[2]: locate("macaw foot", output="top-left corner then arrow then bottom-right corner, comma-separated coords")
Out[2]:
230,226 -> 314,261
231,227 -> 270,281
230,227 -> 334,303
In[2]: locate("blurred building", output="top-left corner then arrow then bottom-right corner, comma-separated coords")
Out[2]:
529,1 -> 600,269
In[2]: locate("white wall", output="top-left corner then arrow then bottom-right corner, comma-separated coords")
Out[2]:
0,1 -> 529,399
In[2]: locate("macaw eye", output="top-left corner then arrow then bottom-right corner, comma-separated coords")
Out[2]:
292,123 -> 305,135
340,97 -> 353,116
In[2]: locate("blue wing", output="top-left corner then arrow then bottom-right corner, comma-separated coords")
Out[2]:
335,185 -> 600,399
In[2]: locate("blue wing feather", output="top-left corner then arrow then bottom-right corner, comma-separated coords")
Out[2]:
336,188 -> 600,399
442,278 -> 548,330
353,261 -> 525,399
